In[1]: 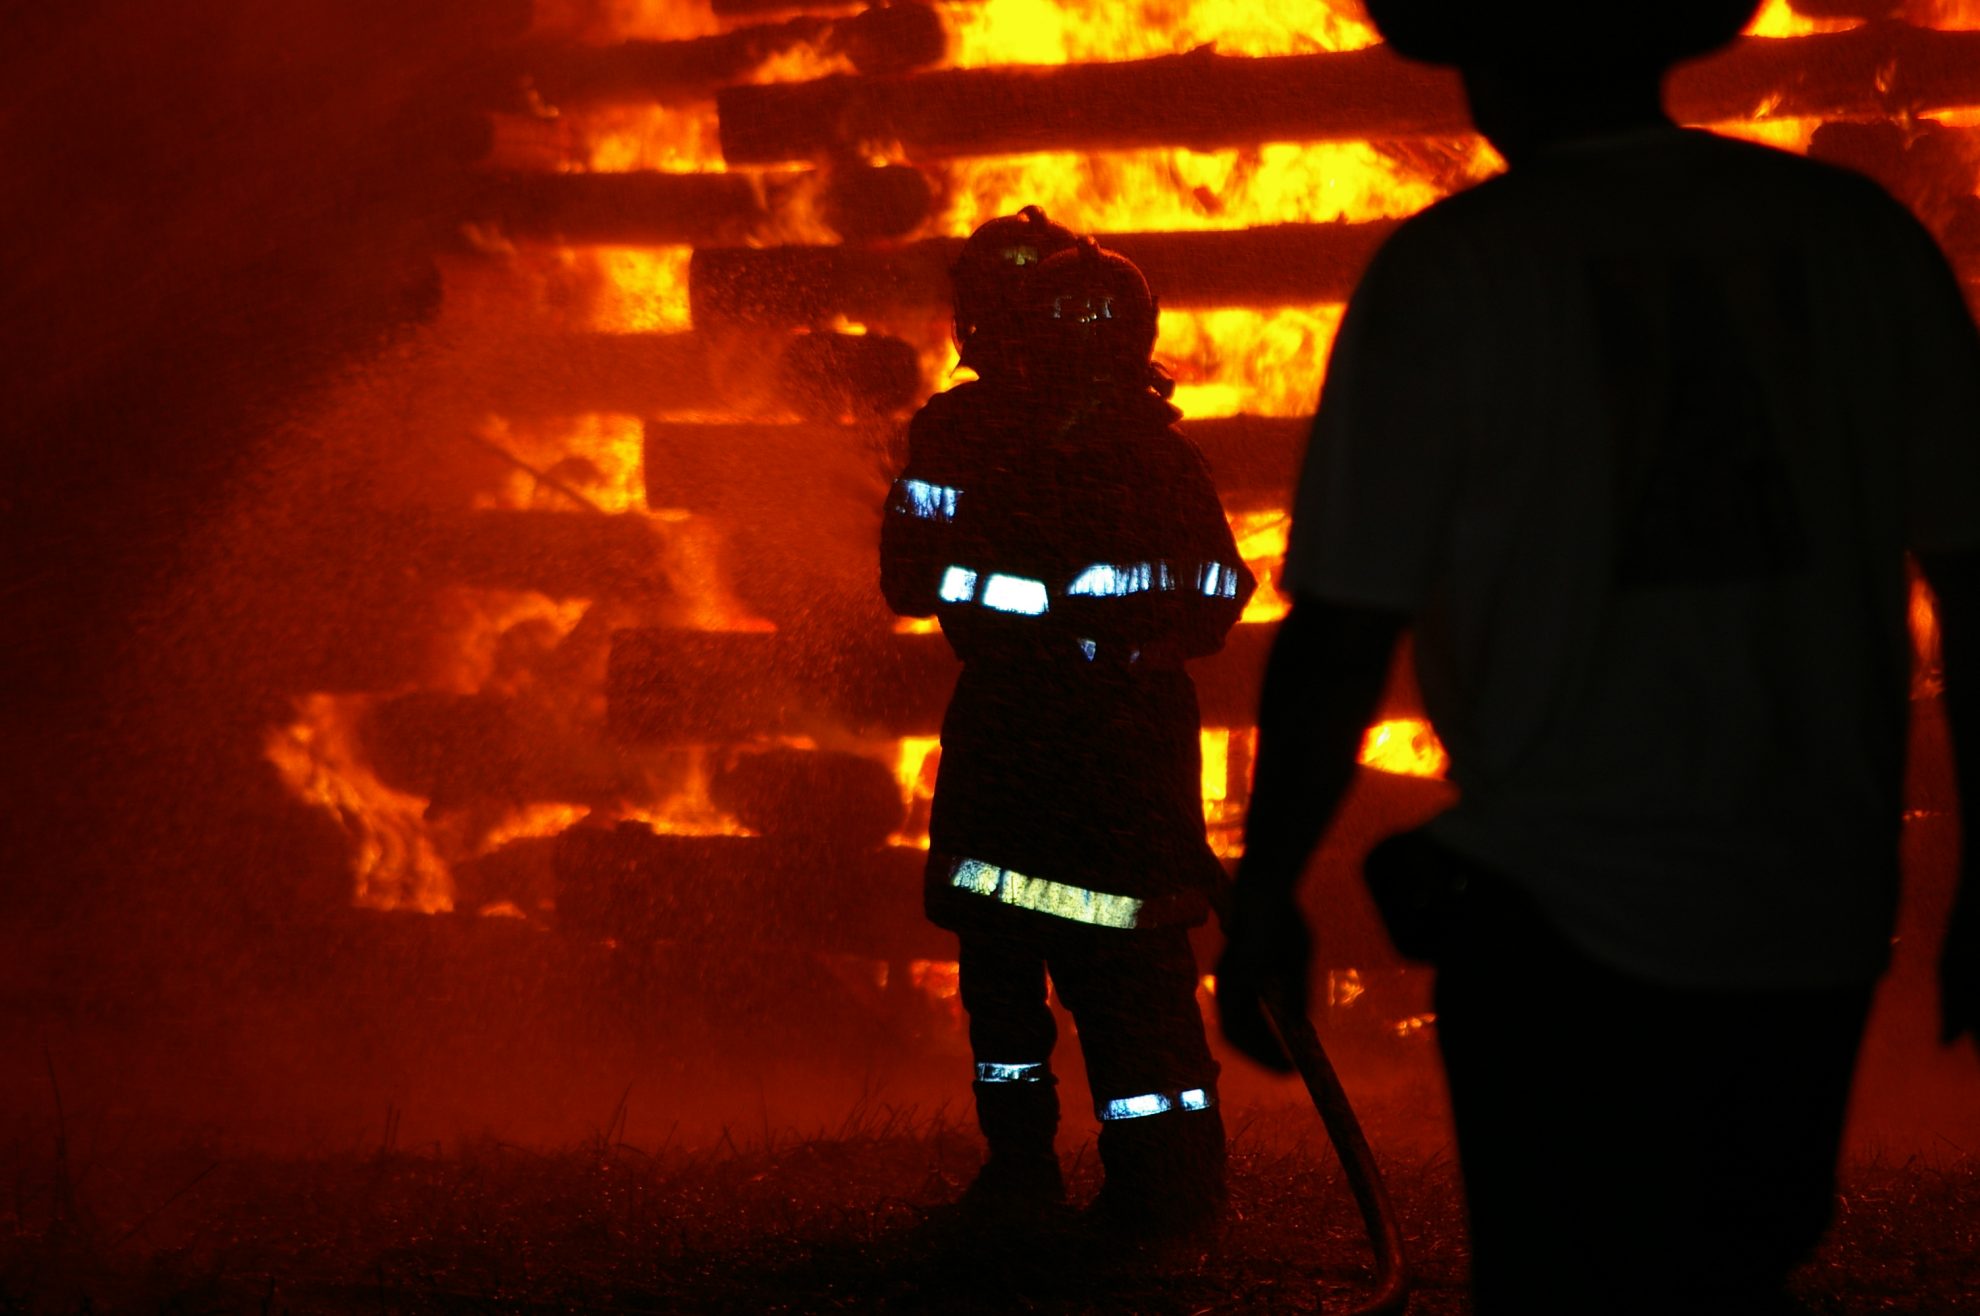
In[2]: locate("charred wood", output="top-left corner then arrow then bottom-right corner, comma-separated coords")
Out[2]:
690,222 -> 1400,324
388,509 -> 677,599
709,747 -> 906,848
479,333 -> 722,416
478,331 -> 921,418
554,825 -> 944,961
606,624 -> 1277,741
517,3 -> 945,109
717,45 -> 1463,164
474,170 -> 774,246
779,331 -> 923,419
716,26 -> 1980,164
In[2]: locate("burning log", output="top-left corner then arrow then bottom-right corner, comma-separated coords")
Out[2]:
779,330 -> 923,419
642,415 -> 1307,510
518,3 -> 946,109
479,333 -> 721,416
717,45 -> 1463,164
606,624 -> 1277,742
390,509 -> 676,598
479,330 -> 921,418
1808,121 -> 1980,251
690,222 -> 1400,324
715,26 -> 1980,164
474,171 -> 773,246
709,747 -> 906,849
554,824 -> 945,961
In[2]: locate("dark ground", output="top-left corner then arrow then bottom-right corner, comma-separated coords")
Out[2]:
2,1102 -> 1976,1314
2,894 -> 1977,1316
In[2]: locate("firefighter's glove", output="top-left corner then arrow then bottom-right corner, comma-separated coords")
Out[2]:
1942,887 -> 1980,1048
1215,890 -> 1312,1074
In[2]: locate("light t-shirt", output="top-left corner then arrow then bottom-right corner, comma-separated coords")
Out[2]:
1286,127 -> 1980,990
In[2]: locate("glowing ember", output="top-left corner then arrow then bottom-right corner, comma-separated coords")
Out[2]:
892,735 -> 942,847
1327,967 -> 1366,1009
1913,574 -> 1944,697
587,248 -> 696,333
1358,719 -> 1449,781
1744,0 -> 1859,37
1200,726 -> 1231,823
1229,509 -> 1291,623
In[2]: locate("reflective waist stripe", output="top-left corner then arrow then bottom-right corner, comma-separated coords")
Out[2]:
891,478 -> 960,522
1098,1088 -> 1214,1121
981,573 -> 1050,615
1067,561 -> 1167,596
950,857 -> 1143,930
1067,559 -> 1240,600
937,566 -> 1050,616
976,1061 -> 1050,1084
938,565 -> 979,604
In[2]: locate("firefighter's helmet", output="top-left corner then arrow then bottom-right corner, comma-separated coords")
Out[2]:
1026,237 -> 1163,390
951,205 -> 1078,375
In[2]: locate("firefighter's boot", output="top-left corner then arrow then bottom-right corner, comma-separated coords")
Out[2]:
959,1073 -> 1065,1216
1088,1100 -> 1228,1243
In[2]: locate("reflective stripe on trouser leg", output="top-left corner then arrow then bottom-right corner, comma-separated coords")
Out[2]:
1097,1087 -> 1215,1121
977,1061 -> 1050,1084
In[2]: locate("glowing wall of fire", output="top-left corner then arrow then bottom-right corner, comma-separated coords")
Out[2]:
261,0 -> 1976,970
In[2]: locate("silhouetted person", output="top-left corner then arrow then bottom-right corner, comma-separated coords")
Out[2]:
1214,3 -> 1980,1311
882,220 -> 1254,1241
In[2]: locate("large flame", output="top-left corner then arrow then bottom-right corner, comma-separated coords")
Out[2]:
272,0 -> 1972,913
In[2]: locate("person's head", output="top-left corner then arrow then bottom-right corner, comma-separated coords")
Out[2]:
1362,0 -> 1761,162
950,205 -> 1078,380
1023,237 -> 1170,401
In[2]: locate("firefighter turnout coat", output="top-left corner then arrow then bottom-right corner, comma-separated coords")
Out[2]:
882,378 -> 1256,936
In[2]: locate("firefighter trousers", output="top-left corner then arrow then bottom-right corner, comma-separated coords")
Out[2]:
957,924 -> 1225,1215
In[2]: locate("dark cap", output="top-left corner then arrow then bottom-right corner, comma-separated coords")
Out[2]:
1363,0 -> 1761,71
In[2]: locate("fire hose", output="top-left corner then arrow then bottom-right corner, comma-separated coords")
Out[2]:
1214,890 -> 1411,1316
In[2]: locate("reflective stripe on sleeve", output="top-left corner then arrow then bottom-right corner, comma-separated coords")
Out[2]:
1066,561 -> 1181,597
1097,1088 -> 1214,1121
976,1061 -> 1050,1084
949,857 -> 1143,930
892,478 -> 961,522
1197,562 -> 1240,599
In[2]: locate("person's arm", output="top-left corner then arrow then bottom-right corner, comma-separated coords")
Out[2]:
1215,596 -> 1405,1071
1920,548 -> 1980,1048
880,399 -> 969,619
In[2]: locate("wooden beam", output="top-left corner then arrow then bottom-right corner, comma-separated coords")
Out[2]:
715,26 -> 1980,164
518,3 -> 945,109
689,221 -> 1399,324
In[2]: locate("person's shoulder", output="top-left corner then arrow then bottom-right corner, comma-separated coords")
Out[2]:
1138,405 -> 1218,482
1700,131 -> 1911,213
914,377 -> 999,420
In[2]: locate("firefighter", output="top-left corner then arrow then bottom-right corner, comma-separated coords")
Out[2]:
881,225 -> 1255,1239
